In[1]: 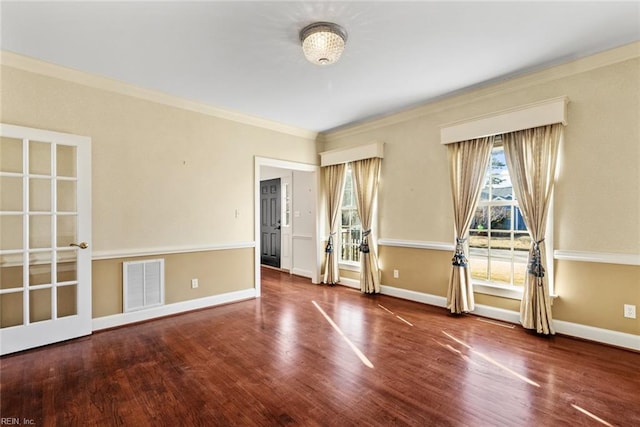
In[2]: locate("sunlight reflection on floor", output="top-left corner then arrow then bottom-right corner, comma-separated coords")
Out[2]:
442,330 -> 540,387
571,404 -> 613,426
312,300 -> 374,369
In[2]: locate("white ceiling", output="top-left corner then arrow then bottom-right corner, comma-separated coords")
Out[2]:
1,1 -> 639,133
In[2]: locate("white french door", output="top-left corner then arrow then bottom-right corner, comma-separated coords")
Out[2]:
0,124 -> 91,355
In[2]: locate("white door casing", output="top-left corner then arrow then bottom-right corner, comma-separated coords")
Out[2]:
0,124 -> 91,355
254,157 -> 320,296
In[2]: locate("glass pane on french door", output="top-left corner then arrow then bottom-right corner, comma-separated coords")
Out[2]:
0,125 -> 91,355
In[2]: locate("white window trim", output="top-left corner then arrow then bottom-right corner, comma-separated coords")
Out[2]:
339,260 -> 361,271
337,164 -> 381,273
471,196 -> 555,300
474,282 -> 524,300
339,165 -> 362,270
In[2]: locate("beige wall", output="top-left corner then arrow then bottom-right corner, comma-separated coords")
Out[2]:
378,246 -> 639,335
325,45 -> 639,336
2,46 -> 638,337
93,248 -> 253,318
378,247 -> 451,296
1,60 -> 317,319
1,65 -> 318,252
554,260 -> 639,334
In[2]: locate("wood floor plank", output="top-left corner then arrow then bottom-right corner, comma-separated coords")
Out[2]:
1,267 -> 639,426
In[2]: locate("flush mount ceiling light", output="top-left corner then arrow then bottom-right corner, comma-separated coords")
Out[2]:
300,22 -> 347,66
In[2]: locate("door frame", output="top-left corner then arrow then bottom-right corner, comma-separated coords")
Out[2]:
0,123 -> 92,355
254,157 -> 320,296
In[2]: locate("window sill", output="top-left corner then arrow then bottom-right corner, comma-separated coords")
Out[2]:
339,262 -> 360,272
473,283 -> 523,300
474,282 -> 559,302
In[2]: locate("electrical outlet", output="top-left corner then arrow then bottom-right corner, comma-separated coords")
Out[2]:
191,278 -> 199,289
623,304 -> 636,319
393,269 -> 399,279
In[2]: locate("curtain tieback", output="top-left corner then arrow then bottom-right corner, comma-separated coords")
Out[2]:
325,232 -> 336,254
359,229 -> 371,253
528,238 -> 546,279
451,237 -> 468,267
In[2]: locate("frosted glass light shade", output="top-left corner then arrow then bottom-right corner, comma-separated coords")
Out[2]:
300,22 -> 347,66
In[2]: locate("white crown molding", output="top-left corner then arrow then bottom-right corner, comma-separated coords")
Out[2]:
0,51 -> 318,141
554,250 -> 640,266
324,42 -> 640,140
92,287 -> 255,331
92,241 -> 255,261
378,238 -> 455,252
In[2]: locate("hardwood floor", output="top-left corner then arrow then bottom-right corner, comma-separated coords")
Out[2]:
1,267 -> 639,426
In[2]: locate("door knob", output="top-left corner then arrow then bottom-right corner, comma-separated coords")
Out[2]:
70,242 -> 89,249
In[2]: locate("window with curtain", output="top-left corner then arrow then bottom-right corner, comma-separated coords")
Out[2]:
469,139 -> 553,296
340,165 -> 362,264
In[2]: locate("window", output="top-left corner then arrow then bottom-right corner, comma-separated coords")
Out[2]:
340,166 -> 362,264
469,143 -> 534,293
283,182 -> 290,227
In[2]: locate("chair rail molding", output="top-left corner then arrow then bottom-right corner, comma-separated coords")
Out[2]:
554,250 -> 640,266
378,238 -> 455,252
92,241 -> 256,261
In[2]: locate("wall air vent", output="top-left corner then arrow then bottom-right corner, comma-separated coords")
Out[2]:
123,259 -> 165,312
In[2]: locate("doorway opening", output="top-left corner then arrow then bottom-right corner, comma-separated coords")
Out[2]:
254,157 -> 320,297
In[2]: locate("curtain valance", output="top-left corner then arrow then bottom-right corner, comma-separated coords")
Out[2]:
320,141 -> 384,167
440,97 -> 568,145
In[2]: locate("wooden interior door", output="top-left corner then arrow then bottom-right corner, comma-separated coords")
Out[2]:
0,124 -> 92,355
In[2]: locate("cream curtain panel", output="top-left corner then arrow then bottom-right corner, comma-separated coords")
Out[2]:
352,158 -> 382,294
447,137 -> 494,313
322,163 -> 347,285
503,123 -> 562,335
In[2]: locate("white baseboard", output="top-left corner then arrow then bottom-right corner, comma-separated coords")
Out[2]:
380,285 -> 448,308
473,304 -> 521,324
553,319 -> 640,351
291,268 -> 313,279
91,279 -> 638,351
378,284 -> 639,352
338,277 -> 360,289
92,288 -> 256,331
